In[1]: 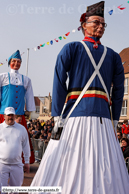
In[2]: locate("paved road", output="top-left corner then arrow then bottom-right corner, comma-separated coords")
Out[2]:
22,162 -> 39,186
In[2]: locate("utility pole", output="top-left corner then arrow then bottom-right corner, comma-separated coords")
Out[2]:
26,48 -> 29,76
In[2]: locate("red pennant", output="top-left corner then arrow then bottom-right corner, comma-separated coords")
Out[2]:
119,7 -> 126,10
54,39 -> 58,42
65,32 -> 70,36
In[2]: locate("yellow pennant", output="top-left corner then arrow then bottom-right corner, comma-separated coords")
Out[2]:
63,35 -> 66,39
47,42 -> 50,45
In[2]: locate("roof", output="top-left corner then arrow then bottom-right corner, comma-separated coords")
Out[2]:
119,47 -> 129,74
34,96 -> 40,106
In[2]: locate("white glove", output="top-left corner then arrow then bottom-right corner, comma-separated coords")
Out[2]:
53,116 -> 64,133
113,120 -> 118,132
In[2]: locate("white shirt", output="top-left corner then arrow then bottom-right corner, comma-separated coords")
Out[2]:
0,69 -> 35,112
0,121 -> 30,164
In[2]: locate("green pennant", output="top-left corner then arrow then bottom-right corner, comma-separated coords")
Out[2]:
41,43 -> 45,47
58,36 -> 62,40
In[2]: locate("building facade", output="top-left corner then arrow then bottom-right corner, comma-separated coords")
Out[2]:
39,93 -> 52,117
31,96 -> 40,119
119,47 -> 129,122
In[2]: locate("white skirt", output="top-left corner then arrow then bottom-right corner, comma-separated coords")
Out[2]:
31,117 -> 129,194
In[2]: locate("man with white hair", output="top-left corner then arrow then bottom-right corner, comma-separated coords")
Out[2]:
0,107 -> 30,191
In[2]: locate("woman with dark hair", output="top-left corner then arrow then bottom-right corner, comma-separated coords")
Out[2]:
121,138 -> 129,159
31,1 -> 129,193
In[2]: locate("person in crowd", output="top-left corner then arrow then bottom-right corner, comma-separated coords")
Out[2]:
33,127 -> 41,139
42,131 -> 48,140
36,122 -> 41,131
121,138 -> 129,160
41,120 -> 45,127
44,132 -> 51,144
41,129 -> 45,136
15,115 -> 22,124
43,125 -> 47,132
31,130 -> 36,138
117,130 -> 122,146
123,133 -> 128,139
0,107 -> 30,191
122,119 -> 129,134
30,1 -> 129,193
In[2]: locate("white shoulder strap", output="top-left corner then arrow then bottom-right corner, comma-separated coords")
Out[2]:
80,41 -> 109,103
62,41 -> 108,125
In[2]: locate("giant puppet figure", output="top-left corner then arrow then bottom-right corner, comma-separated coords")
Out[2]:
31,1 -> 129,194
0,50 -> 35,163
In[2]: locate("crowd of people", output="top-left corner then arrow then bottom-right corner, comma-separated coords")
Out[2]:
27,118 -> 55,149
117,119 -> 129,168
26,117 -> 129,168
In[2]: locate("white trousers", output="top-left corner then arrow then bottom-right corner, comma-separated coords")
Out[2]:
0,163 -> 24,194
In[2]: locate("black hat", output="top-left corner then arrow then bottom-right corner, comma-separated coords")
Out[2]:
86,1 -> 105,18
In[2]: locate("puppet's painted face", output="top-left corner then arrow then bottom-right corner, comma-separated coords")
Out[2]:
10,58 -> 21,70
83,16 -> 106,38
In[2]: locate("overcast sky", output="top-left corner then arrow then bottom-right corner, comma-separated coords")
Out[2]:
0,0 -> 129,97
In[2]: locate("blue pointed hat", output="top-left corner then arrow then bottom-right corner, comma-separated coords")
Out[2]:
8,50 -> 22,66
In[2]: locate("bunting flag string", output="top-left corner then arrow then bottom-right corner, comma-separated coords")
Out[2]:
0,2 -> 129,66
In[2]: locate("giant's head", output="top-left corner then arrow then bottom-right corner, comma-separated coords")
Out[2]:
80,1 -> 106,38
8,50 -> 22,70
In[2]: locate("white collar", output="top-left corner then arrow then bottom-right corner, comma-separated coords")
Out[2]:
3,121 -> 16,128
10,69 -> 19,74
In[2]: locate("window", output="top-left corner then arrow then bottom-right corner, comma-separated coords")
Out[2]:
36,107 -> 40,113
121,100 -> 127,116
124,78 -> 128,94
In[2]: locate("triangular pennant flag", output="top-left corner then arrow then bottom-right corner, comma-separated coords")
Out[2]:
37,46 -> 40,49
50,40 -> 53,45
58,36 -> 62,40
108,10 -> 113,15
54,39 -> 58,42
119,7 -> 126,10
34,47 -> 37,51
47,42 -> 50,45
72,29 -> 76,33
63,35 -> 66,39
0,63 -> 3,66
65,32 -> 70,36
41,43 -> 45,47
117,5 -> 122,9
40,44 -> 42,47
78,26 -> 82,31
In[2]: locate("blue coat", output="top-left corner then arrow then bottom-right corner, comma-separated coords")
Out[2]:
52,37 -> 124,121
